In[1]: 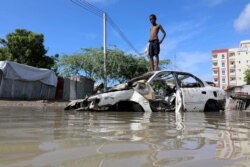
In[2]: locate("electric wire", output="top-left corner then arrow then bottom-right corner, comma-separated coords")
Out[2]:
79,0 -> 105,13
71,0 -> 102,17
71,0 -> 140,55
72,0 -> 103,15
107,16 -> 140,55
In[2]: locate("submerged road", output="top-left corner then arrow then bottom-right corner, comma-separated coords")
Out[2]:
0,106 -> 249,167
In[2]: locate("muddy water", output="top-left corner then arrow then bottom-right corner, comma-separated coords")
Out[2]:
0,107 -> 250,167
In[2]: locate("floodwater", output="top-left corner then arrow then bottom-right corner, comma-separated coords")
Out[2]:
0,107 -> 250,167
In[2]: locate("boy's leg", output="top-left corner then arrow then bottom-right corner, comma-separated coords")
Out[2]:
150,56 -> 154,71
148,42 -> 155,71
155,55 -> 159,71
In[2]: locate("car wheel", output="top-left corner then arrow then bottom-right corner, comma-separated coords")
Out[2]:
205,100 -> 219,112
132,103 -> 144,112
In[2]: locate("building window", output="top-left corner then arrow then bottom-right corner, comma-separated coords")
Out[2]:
229,53 -> 235,57
221,54 -> 225,59
222,70 -> 225,75
222,78 -> 226,83
222,62 -> 225,67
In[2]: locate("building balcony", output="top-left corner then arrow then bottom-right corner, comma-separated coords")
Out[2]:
213,63 -> 218,67
212,60 -> 218,64
230,83 -> 236,87
230,80 -> 236,84
229,64 -> 235,67
230,73 -> 236,76
212,54 -> 218,59
229,53 -> 235,58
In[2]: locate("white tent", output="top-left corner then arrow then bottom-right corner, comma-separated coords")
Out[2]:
0,61 -> 57,87
0,61 -> 57,99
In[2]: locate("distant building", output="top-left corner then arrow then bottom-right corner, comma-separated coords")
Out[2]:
212,40 -> 250,90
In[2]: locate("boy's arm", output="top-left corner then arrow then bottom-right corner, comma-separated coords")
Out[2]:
159,25 -> 166,44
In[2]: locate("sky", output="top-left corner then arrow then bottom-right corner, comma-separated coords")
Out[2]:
1,0 -> 250,81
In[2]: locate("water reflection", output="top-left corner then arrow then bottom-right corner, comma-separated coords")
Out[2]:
0,107 -> 250,167
214,112 -> 250,167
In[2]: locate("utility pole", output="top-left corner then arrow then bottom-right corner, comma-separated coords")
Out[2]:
174,51 -> 176,70
103,13 -> 107,91
71,0 -> 138,91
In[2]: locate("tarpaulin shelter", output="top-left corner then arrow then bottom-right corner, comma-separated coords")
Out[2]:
0,61 -> 57,100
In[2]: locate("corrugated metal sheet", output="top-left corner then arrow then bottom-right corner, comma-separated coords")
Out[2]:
0,78 -> 56,100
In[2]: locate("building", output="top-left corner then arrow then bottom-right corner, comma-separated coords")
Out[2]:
212,40 -> 250,89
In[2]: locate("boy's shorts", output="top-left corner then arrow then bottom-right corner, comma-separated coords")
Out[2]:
149,39 -> 160,57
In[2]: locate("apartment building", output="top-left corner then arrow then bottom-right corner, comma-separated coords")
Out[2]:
212,40 -> 250,89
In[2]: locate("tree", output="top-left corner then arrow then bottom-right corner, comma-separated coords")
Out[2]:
244,68 -> 250,84
0,29 -> 56,69
58,47 -> 170,85
0,38 -> 10,60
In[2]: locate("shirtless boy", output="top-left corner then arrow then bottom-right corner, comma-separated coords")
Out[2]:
148,14 -> 166,71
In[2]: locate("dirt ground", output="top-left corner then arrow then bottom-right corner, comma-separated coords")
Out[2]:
0,99 -> 69,108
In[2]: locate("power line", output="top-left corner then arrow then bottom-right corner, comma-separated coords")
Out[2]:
70,0 -> 140,55
79,0 -> 105,13
71,0 -> 102,17
107,16 -> 140,55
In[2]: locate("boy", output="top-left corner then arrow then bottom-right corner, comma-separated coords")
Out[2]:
148,14 -> 166,71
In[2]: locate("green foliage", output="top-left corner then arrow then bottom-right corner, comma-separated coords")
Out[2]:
0,29 -> 57,70
159,59 -> 171,70
0,47 -> 10,61
58,47 -> 170,85
244,68 -> 250,84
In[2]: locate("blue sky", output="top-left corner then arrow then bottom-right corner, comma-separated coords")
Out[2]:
1,0 -> 250,81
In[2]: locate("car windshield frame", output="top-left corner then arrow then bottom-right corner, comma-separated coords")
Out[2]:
127,72 -> 155,86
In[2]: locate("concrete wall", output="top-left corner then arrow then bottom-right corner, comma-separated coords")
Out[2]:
62,77 -> 94,100
0,78 -> 56,100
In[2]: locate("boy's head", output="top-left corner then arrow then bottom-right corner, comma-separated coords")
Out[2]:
149,14 -> 157,24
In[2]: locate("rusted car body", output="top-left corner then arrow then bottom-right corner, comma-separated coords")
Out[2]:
65,71 -> 225,112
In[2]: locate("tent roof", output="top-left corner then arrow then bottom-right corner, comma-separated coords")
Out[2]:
0,61 -> 57,87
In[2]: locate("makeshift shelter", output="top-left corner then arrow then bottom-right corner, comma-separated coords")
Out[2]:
0,61 -> 57,100
55,76 -> 94,101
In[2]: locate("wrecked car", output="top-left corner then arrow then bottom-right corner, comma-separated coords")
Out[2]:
65,71 -> 226,112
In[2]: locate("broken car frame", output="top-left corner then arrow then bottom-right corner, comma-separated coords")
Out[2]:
65,71 -> 226,112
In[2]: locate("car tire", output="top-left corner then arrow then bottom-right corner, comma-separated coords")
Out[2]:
205,100 -> 219,112
132,103 -> 144,112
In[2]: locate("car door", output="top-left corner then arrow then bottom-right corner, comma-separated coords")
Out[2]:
176,73 -> 208,111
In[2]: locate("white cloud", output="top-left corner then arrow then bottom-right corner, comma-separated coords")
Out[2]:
83,33 -> 98,40
210,0 -> 226,6
175,51 -> 212,80
177,51 -> 210,71
88,0 -> 118,5
159,19 -> 205,56
234,3 -> 250,32
200,0 -> 227,7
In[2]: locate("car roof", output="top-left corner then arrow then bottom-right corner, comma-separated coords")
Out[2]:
153,70 -> 194,75
148,70 -> 208,86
